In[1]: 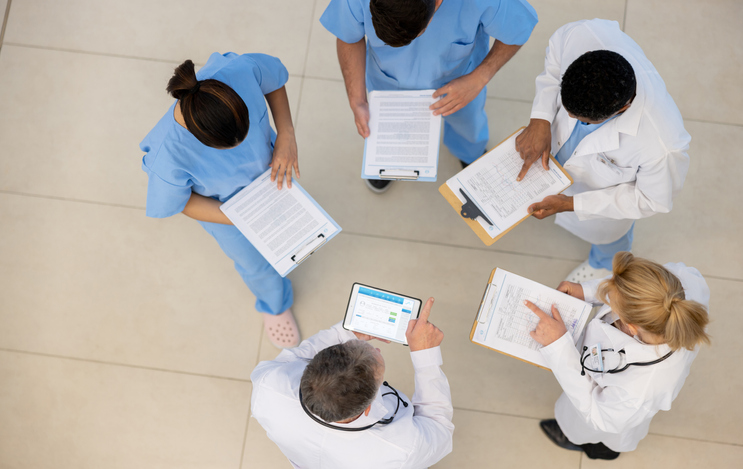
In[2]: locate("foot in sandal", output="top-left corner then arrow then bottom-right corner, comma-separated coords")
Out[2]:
263,309 -> 301,349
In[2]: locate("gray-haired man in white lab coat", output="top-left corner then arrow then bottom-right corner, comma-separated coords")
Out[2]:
250,298 -> 453,469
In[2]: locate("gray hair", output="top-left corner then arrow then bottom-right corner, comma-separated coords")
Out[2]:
300,340 -> 382,422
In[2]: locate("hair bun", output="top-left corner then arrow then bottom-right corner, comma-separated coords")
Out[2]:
166,59 -> 199,100
612,251 -> 635,276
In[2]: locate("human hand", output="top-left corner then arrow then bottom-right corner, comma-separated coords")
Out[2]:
430,72 -> 487,117
351,100 -> 370,138
528,194 -> 573,220
557,281 -> 585,301
515,119 -> 552,181
352,331 -> 391,344
525,301 -> 567,346
405,298 -> 444,351
269,131 -> 300,189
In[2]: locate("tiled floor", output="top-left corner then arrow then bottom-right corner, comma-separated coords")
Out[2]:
0,0 -> 741,467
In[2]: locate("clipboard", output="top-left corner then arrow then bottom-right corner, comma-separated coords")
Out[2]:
361,90 -> 441,182
469,269 -> 551,371
438,127 -> 574,246
220,170 -> 342,277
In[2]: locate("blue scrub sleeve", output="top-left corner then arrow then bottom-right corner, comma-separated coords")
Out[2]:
243,54 -> 289,96
143,166 -> 193,218
320,0 -> 367,44
481,0 -> 538,45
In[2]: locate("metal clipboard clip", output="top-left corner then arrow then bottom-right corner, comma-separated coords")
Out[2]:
290,233 -> 326,265
379,169 -> 420,180
476,283 -> 498,324
459,188 -> 493,226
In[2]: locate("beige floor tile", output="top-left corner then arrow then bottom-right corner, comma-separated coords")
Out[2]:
0,193 -> 263,379
0,350 -> 251,469
0,0 -> 8,34
624,0 -> 743,125
648,277 -> 743,445
304,0 -> 341,81
242,418 -> 295,469
257,232 -> 577,416
488,0 -> 626,102
633,121 -> 743,280
4,0 -> 314,75
0,45 -> 172,206
294,78 -> 589,261
581,434 -> 743,469
434,410 -> 581,468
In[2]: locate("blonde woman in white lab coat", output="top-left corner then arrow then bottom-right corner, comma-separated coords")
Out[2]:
515,19 -> 691,283
526,252 -> 710,460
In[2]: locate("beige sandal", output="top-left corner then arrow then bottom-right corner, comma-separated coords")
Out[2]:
263,309 -> 301,349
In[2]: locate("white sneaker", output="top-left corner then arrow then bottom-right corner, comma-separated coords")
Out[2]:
565,260 -> 611,283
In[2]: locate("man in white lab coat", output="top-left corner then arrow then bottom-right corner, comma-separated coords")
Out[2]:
515,19 -> 690,282
250,298 -> 453,469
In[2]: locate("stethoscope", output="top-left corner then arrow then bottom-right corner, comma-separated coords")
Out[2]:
298,381 -> 408,432
580,346 -> 674,376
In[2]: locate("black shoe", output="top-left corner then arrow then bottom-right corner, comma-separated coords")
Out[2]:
539,419 -> 582,451
582,443 -> 620,460
364,179 -> 392,194
460,159 -> 470,169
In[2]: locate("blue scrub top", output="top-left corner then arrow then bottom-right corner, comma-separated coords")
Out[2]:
140,52 -> 289,218
320,0 -> 537,90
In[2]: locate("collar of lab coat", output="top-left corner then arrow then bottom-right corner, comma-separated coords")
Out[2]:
594,306 -> 672,363
311,384 -> 392,430
571,76 -> 646,157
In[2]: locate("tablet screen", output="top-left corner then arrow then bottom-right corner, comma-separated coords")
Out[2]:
343,284 -> 421,344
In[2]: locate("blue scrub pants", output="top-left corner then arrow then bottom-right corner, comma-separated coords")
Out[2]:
199,221 -> 294,315
588,223 -> 635,271
442,87 -> 489,164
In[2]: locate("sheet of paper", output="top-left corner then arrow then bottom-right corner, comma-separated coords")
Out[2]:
472,269 -> 592,369
363,90 -> 442,180
446,130 -> 572,238
220,170 -> 341,277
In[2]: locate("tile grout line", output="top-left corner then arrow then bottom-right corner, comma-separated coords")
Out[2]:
622,0 -> 629,32
0,0 -> 11,50
686,118 -> 743,128
0,347 -> 252,383
2,190 -> 742,283
238,396 -> 253,469
300,0 -> 319,77
453,406 -> 743,448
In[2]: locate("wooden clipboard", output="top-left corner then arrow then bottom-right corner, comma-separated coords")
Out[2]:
438,127 -> 573,246
469,268 -> 550,371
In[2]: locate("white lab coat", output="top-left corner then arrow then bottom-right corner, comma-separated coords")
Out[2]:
530,19 -> 691,244
539,263 -> 710,452
250,323 -> 454,469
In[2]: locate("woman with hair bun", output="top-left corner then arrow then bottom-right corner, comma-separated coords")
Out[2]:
140,53 -> 301,348
525,252 -> 710,460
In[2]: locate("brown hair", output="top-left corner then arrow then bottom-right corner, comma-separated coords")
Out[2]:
598,252 -> 710,351
300,341 -> 381,422
167,60 -> 249,149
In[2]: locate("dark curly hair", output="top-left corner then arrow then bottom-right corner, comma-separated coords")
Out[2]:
560,50 -> 636,122
370,0 -> 436,48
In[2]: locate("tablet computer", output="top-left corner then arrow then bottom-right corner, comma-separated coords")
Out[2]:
343,283 -> 422,345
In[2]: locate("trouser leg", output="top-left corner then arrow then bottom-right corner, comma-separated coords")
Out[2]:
199,221 -> 294,315
442,87 -> 489,164
588,223 -> 635,270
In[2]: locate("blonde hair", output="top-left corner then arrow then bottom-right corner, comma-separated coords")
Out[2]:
597,252 -> 710,351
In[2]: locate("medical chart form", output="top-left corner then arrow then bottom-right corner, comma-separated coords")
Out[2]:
220,169 -> 341,277
362,90 -> 442,181
472,269 -> 592,369
445,130 -> 572,238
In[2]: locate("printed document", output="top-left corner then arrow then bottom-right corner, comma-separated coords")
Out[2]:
446,130 -> 572,239
220,170 -> 341,277
363,90 -> 442,181
472,269 -> 592,369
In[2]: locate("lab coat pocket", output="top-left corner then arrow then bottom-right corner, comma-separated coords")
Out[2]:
447,40 -> 475,63
589,154 -> 637,185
